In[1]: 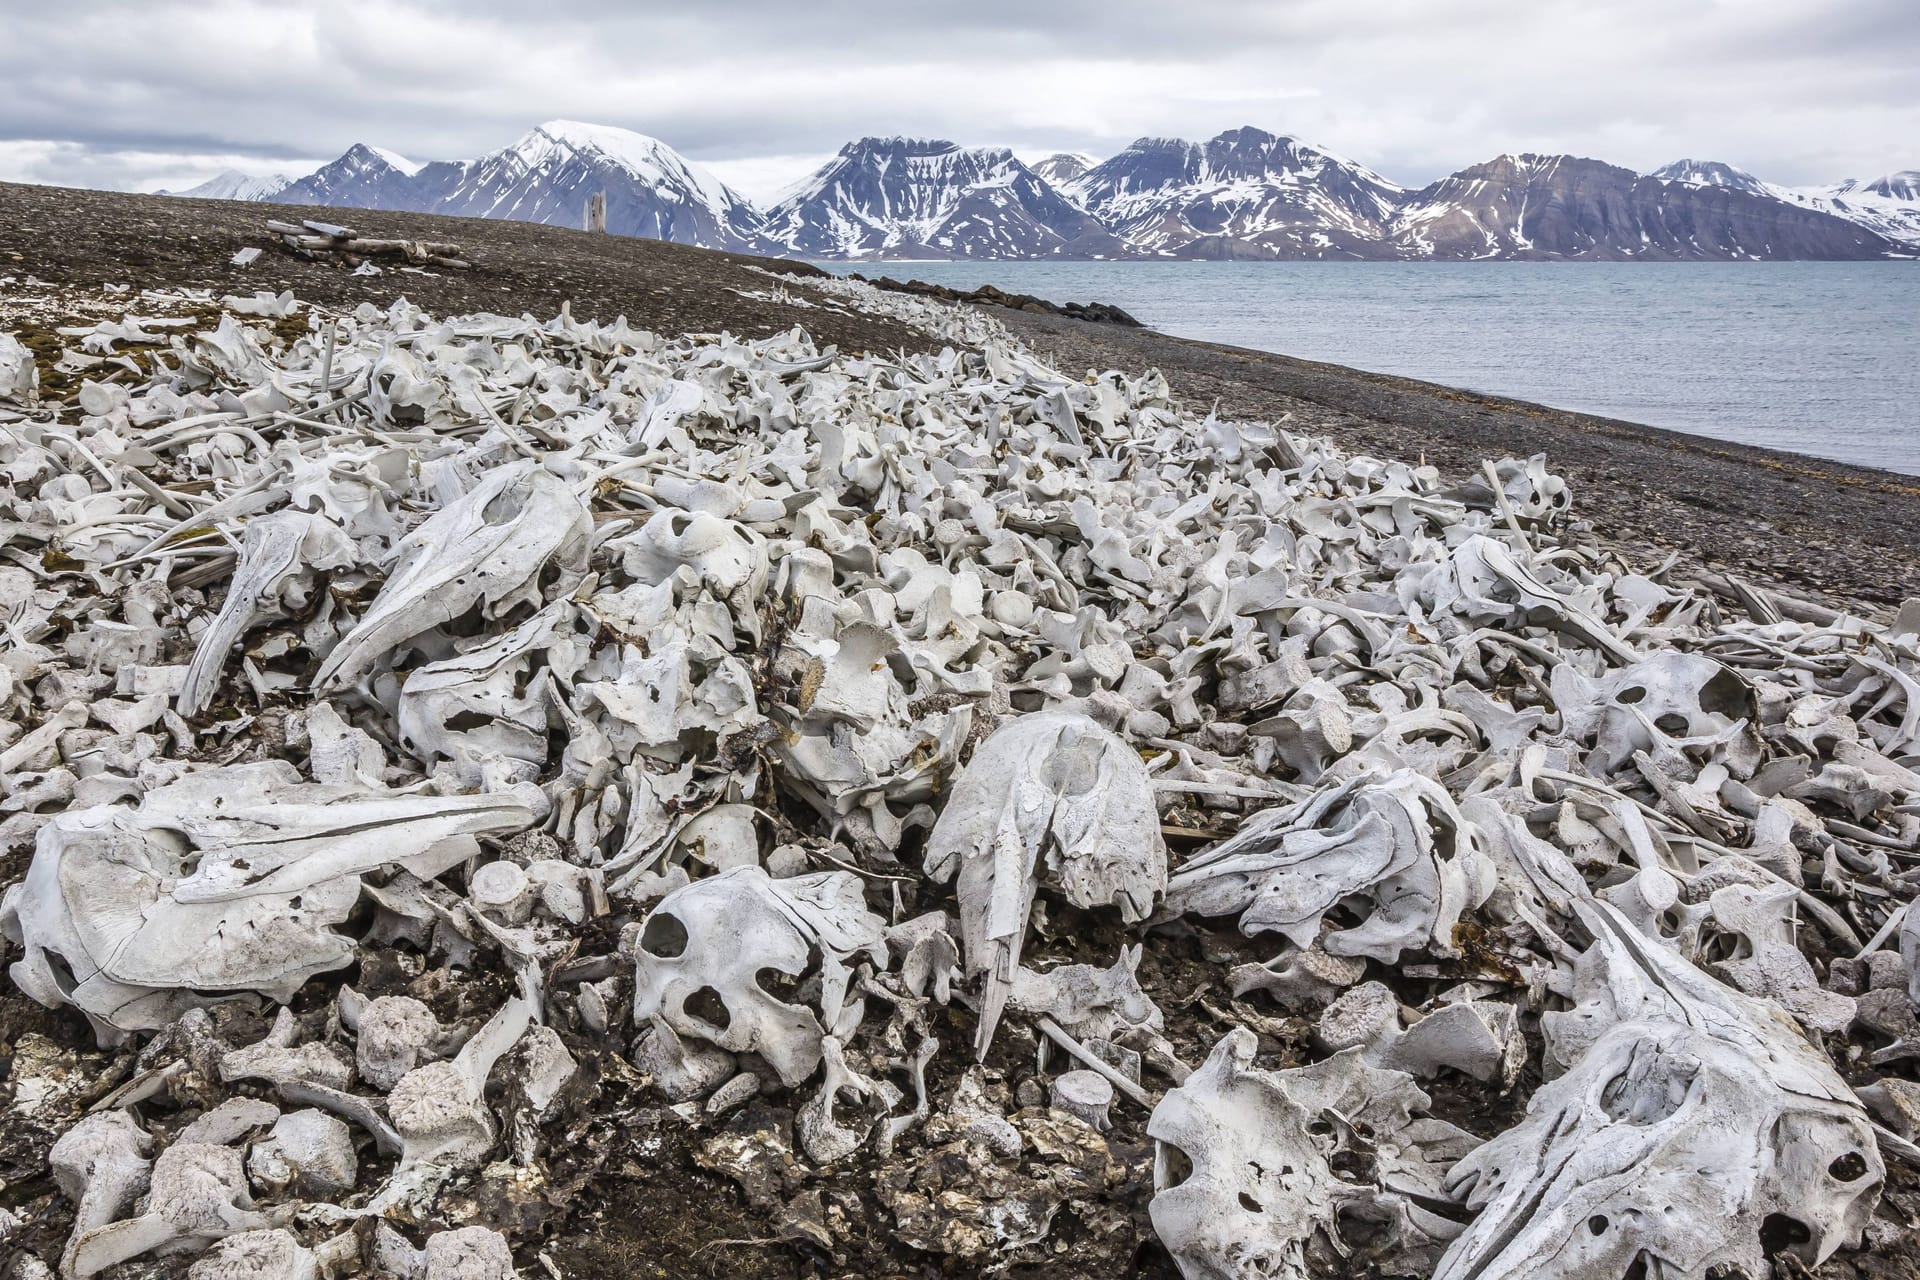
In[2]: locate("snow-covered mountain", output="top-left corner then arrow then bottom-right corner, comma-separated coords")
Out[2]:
1031,152 -> 1098,187
1066,128 -> 1405,259
1769,172 -> 1920,250
163,169 -> 295,202
1649,159 -> 1771,197
1649,159 -> 1920,250
279,143 -> 431,211
158,119 -> 1907,262
408,121 -> 764,250
1389,153 -> 1891,260
762,137 -> 1125,259
273,124 -> 763,250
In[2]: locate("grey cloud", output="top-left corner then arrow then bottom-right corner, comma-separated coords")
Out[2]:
0,0 -> 1913,195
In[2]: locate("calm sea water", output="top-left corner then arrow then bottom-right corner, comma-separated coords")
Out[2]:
817,261 -> 1920,476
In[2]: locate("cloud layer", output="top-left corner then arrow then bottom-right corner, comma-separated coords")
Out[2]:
3,0 -> 1915,199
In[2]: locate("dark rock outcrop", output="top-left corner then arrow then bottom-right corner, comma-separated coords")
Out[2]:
857,275 -> 1142,326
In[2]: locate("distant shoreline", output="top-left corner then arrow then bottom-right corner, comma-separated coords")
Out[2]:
823,257 -> 1920,479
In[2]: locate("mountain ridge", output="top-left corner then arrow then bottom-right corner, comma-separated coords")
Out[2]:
759,136 -> 1125,259
165,122 -> 1914,261
1068,128 -> 1406,259
162,169 -> 295,201
272,123 -> 766,251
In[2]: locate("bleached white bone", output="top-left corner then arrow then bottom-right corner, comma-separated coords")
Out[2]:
68,1141 -> 281,1278
178,510 -> 354,716
924,712 -> 1166,1057
1166,769 -> 1494,963
1149,1029 -> 1475,1280
1,764 -> 530,1038
631,865 -> 887,1088
316,461 -> 590,687
186,1228 -> 319,1280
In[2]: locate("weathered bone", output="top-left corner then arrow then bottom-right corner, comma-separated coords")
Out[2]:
378,997 -> 531,1209
1165,769 -> 1494,963
1554,652 -> 1758,776
1149,1029 -> 1475,1280
178,511 -> 355,716
1,764 -> 530,1038
631,865 -> 888,1088
68,1141 -> 281,1277
245,1108 -> 356,1197
316,461 -> 591,687
186,1229 -> 319,1280
7,272 -> 1918,1276
1432,845 -> 1884,1279
49,1111 -> 153,1278
924,711 -> 1166,1056
1051,1069 -> 1114,1131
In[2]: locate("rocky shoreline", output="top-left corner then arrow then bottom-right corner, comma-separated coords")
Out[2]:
846,273 -> 1144,326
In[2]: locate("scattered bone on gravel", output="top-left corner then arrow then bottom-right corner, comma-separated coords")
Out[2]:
1,275 -> 1917,1278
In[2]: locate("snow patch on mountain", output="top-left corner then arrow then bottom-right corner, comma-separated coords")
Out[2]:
163,170 -> 295,202
1767,171 -> 1920,249
1649,158 -> 1918,250
1031,152 -> 1099,187
364,146 -> 423,177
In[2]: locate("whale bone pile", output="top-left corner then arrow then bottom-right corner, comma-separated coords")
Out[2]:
0,279 -> 1917,1277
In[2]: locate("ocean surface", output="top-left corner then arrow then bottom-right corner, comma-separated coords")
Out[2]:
816,261 -> 1920,476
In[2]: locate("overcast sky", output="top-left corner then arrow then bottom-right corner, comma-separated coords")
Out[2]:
2,0 -> 1914,201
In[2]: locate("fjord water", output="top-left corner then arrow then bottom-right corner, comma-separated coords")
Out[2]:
819,261 -> 1920,476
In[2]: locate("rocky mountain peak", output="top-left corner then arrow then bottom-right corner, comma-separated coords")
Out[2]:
1860,170 -> 1920,201
1651,159 -> 1770,196
1032,152 -> 1098,187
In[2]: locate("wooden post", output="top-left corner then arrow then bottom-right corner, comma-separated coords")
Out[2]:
586,192 -> 607,233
